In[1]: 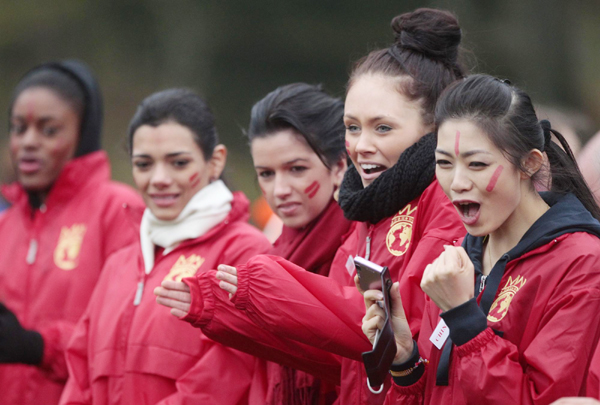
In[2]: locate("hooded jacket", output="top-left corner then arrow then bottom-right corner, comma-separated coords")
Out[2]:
387,193 -> 600,405
59,193 -> 272,405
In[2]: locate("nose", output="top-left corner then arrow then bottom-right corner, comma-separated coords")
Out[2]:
150,163 -> 173,189
19,127 -> 41,149
353,131 -> 376,155
450,165 -> 472,194
273,173 -> 292,199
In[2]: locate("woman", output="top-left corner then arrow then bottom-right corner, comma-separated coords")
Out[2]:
155,83 -> 353,405
158,8 -> 466,405
361,74 -> 600,404
0,60 -> 143,405
60,89 -> 272,404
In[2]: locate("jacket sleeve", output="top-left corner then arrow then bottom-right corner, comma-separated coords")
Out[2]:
231,255 -> 372,361
182,270 -> 342,384
155,333 -> 258,405
58,311 -> 92,404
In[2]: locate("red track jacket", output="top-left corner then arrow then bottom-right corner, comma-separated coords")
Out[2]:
59,192 -> 271,405
0,151 -> 143,405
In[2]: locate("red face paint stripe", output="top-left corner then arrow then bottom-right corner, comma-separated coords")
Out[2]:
304,181 -> 319,194
308,182 -> 321,199
189,173 -> 200,187
454,131 -> 460,156
486,165 -> 504,192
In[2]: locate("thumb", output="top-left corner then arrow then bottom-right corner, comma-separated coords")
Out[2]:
389,282 -> 406,319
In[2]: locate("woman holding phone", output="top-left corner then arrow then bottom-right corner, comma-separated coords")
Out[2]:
157,8 -> 466,404
60,89 -> 271,404
361,75 -> 600,404
156,83 -> 353,404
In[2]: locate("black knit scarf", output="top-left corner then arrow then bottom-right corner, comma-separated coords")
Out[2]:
338,132 -> 437,224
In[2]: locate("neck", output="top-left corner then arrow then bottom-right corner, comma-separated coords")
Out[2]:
485,186 -> 549,273
27,190 -> 47,210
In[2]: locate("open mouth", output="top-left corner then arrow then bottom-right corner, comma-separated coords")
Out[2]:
360,163 -> 387,175
454,201 -> 481,225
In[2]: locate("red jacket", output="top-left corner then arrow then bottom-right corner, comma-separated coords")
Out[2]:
181,200 -> 355,404
230,180 -> 465,405
60,192 -> 272,405
387,193 -> 600,405
588,341 -> 600,398
0,151 -> 143,405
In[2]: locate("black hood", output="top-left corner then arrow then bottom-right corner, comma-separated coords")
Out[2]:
14,59 -> 103,157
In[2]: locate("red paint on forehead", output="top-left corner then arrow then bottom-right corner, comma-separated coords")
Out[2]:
25,101 -> 36,122
304,181 -> 320,199
486,165 -> 504,192
454,131 -> 460,156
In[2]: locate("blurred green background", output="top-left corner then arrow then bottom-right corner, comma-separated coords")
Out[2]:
1,0 -> 599,201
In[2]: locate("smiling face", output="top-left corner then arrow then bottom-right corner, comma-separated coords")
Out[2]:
435,119 -> 526,236
132,121 -> 223,221
344,73 -> 430,187
9,87 -> 80,192
251,129 -> 345,229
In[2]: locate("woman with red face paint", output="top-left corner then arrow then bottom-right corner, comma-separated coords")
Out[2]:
60,89 -> 271,405
157,9 -> 467,405
155,83 -> 354,405
361,74 -> 600,405
0,60 -> 143,405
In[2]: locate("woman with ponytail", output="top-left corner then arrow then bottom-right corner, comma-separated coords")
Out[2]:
361,74 -> 600,404
157,8 -> 467,404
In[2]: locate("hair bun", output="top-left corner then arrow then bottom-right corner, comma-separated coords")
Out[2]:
391,8 -> 461,64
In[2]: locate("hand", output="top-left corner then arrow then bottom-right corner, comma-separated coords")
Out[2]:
550,399 -> 600,405
216,265 -> 238,299
0,303 -> 43,364
154,281 -> 191,318
355,276 -> 415,364
421,246 -> 475,312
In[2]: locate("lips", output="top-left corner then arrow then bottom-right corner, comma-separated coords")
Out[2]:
17,156 -> 43,175
150,193 -> 180,208
358,162 -> 388,182
453,200 -> 481,226
277,202 -> 301,216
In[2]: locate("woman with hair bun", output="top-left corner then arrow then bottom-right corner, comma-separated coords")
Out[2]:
361,74 -> 600,404
156,82 -> 353,405
158,8 -> 467,404
0,60 -> 143,405
60,89 -> 272,404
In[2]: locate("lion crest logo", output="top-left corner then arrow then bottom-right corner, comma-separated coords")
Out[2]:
164,254 -> 205,282
386,204 -> 417,256
487,275 -> 527,323
54,224 -> 87,270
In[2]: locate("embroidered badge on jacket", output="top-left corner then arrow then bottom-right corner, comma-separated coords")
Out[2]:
164,254 -> 205,282
386,204 -> 417,256
54,224 -> 87,270
487,275 -> 527,322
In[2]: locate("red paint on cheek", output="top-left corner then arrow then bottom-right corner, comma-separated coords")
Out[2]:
345,140 -> 350,155
189,172 -> 200,187
304,181 -> 321,199
486,165 -> 504,192
454,131 -> 460,156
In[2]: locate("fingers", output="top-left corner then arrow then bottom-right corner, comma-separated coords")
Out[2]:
160,280 -> 190,292
217,264 -> 238,277
153,286 -> 191,303
363,289 -> 384,308
389,282 -> 406,318
216,269 -> 238,287
354,275 -> 365,295
155,296 -> 191,313
550,399 -> 600,405
170,308 -> 188,318
219,280 -> 238,296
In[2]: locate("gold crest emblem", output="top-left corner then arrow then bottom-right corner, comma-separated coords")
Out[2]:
164,254 -> 205,282
487,275 -> 527,323
54,224 -> 87,270
386,204 -> 417,256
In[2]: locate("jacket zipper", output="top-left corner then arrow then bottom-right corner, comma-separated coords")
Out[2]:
479,275 -> 488,293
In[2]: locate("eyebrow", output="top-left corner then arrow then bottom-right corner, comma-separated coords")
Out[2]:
13,116 -> 56,124
435,149 -> 492,158
344,114 -> 393,124
255,158 -> 310,169
132,151 -> 193,158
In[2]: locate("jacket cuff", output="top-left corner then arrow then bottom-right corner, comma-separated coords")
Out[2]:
38,326 -> 68,380
440,298 -> 488,346
230,264 -> 251,311
455,327 -> 495,358
182,273 -> 211,328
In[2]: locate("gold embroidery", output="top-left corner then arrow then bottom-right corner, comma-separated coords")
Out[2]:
54,224 -> 87,270
487,275 -> 527,322
163,254 -> 205,282
386,204 -> 418,257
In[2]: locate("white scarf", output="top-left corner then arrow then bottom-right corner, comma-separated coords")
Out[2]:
140,180 -> 233,274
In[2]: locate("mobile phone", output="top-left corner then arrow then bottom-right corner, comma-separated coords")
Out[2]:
354,256 -> 397,391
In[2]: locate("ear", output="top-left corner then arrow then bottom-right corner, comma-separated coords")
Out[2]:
208,144 -> 227,181
331,157 -> 348,201
520,149 -> 545,179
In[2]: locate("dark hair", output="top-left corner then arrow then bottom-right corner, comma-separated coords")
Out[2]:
128,88 -> 218,160
247,83 -> 345,169
349,8 -> 466,125
10,68 -> 86,124
435,74 -> 600,220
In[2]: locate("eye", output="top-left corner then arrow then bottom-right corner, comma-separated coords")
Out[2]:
345,124 -> 360,134
133,160 -> 152,170
257,170 -> 274,179
435,159 -> 452,169
42,126 -> 59,137
172,159 -> 190,168
9,123 -> 26,135
290,166 -> 308,174
375,124 -> 392,133
469,161 -> 489,169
